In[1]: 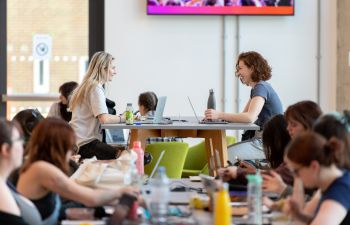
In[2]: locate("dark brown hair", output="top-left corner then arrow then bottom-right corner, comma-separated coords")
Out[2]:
21,118 -> 76,175
59,81 -> 78,100
0,119 -> 16,148
236,51 -> 272,82
285,101 -> 322,130
59,81 -> 78,122
286,131 -> 343,167
313,114 -> 350,169
138,91 -> 158,112
263,114 -> 291,168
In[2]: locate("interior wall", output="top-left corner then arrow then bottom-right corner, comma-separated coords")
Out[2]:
337,0 -> 350,112
237,0 -> 318,111
105,0 -> 336,117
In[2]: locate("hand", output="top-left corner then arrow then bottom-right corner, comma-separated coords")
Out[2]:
119,186 -> 140,198
218,166 -> 238,181
263,196 -> 286,212
204,109 -> 221,120
262,170 -> 287,194
70,154 -> 81,163
238,161 -> 256,174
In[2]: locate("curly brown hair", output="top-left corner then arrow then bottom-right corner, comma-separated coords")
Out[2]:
236,51 -> 272,82
21,118 -> 76,175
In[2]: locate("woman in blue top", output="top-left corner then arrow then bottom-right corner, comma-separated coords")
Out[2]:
205,51 -> 283,160
285,132 -> 350,225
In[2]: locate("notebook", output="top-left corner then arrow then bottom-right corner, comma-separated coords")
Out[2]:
134,96 -> 172,124
187,96 -> 228,124
143,150 -> 166,184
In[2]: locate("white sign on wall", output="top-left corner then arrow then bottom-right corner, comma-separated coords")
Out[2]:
33,34 -> 52,61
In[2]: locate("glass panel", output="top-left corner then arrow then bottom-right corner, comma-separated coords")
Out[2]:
7,0 -> 88,119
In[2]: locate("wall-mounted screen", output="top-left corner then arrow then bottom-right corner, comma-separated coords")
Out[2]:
147,0 -> 294,15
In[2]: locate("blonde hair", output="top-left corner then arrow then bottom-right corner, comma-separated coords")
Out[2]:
70,52 -> 114,110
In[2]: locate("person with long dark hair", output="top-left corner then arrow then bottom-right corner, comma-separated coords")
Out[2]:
48,81 -> 78,122
218,115 -> 293,190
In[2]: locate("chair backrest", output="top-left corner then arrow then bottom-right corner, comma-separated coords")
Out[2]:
183,136 -> 236,170
145,142 -> 189,179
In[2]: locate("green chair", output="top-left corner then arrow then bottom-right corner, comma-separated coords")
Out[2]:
144,142 -> 189,179
182,136 -> 236,177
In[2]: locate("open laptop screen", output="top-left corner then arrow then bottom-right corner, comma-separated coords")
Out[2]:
187,96 -> 228,124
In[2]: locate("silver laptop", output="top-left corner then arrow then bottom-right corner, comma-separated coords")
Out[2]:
143,150 -> 166,184
135,96 -> 172,124
187,96 -> 228,124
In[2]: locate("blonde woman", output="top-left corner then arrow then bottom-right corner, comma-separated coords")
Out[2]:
69,51 -> 125,160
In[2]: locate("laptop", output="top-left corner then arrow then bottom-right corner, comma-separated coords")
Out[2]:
187,96 -> 228,124
134,96 -> 172,124
143,150 -> 166,184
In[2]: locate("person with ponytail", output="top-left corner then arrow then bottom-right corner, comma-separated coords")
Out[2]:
69,52 -> 125,160
284,132 -> 350,225
313,111 -> 350,170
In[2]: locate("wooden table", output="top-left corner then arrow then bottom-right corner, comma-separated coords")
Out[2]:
102,117 -> 259,176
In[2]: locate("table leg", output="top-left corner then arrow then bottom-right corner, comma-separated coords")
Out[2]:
200,130 -> 227,176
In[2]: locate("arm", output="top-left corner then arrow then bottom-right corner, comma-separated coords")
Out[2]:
242,99 -> 251,113
204,96 -> 265,123
90,85 -> 125,124
47,102 -> 60,118
98,114 -> 125,124
34,162 -> 133,207
310,200 -> 347,225
303,190 -> 321,216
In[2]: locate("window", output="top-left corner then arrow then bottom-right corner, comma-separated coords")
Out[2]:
33,60 -> 50,94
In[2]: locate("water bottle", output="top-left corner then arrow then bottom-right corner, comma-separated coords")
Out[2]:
149,167 -> 169,224
131,141 -> 144,175
125,103 -> 134,125
246,172 -> 263,225
207,89 -> 216,110
124,162 -> 141,188
214,183 -> 231,225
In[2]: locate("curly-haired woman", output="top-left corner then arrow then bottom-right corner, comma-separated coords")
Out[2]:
205,51 -> 283,161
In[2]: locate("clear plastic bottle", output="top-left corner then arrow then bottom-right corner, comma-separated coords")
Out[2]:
131,141 -> 144,175
125,103 -> 134,125
246,172 -> 263,225
149,167 -> 169,224
214,183 -> 231,225
207,88 -> 216,110
130,163 -> 141,188
124,162 -> 141,189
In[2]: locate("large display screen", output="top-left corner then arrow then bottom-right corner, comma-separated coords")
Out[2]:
147,0 -> 294,15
